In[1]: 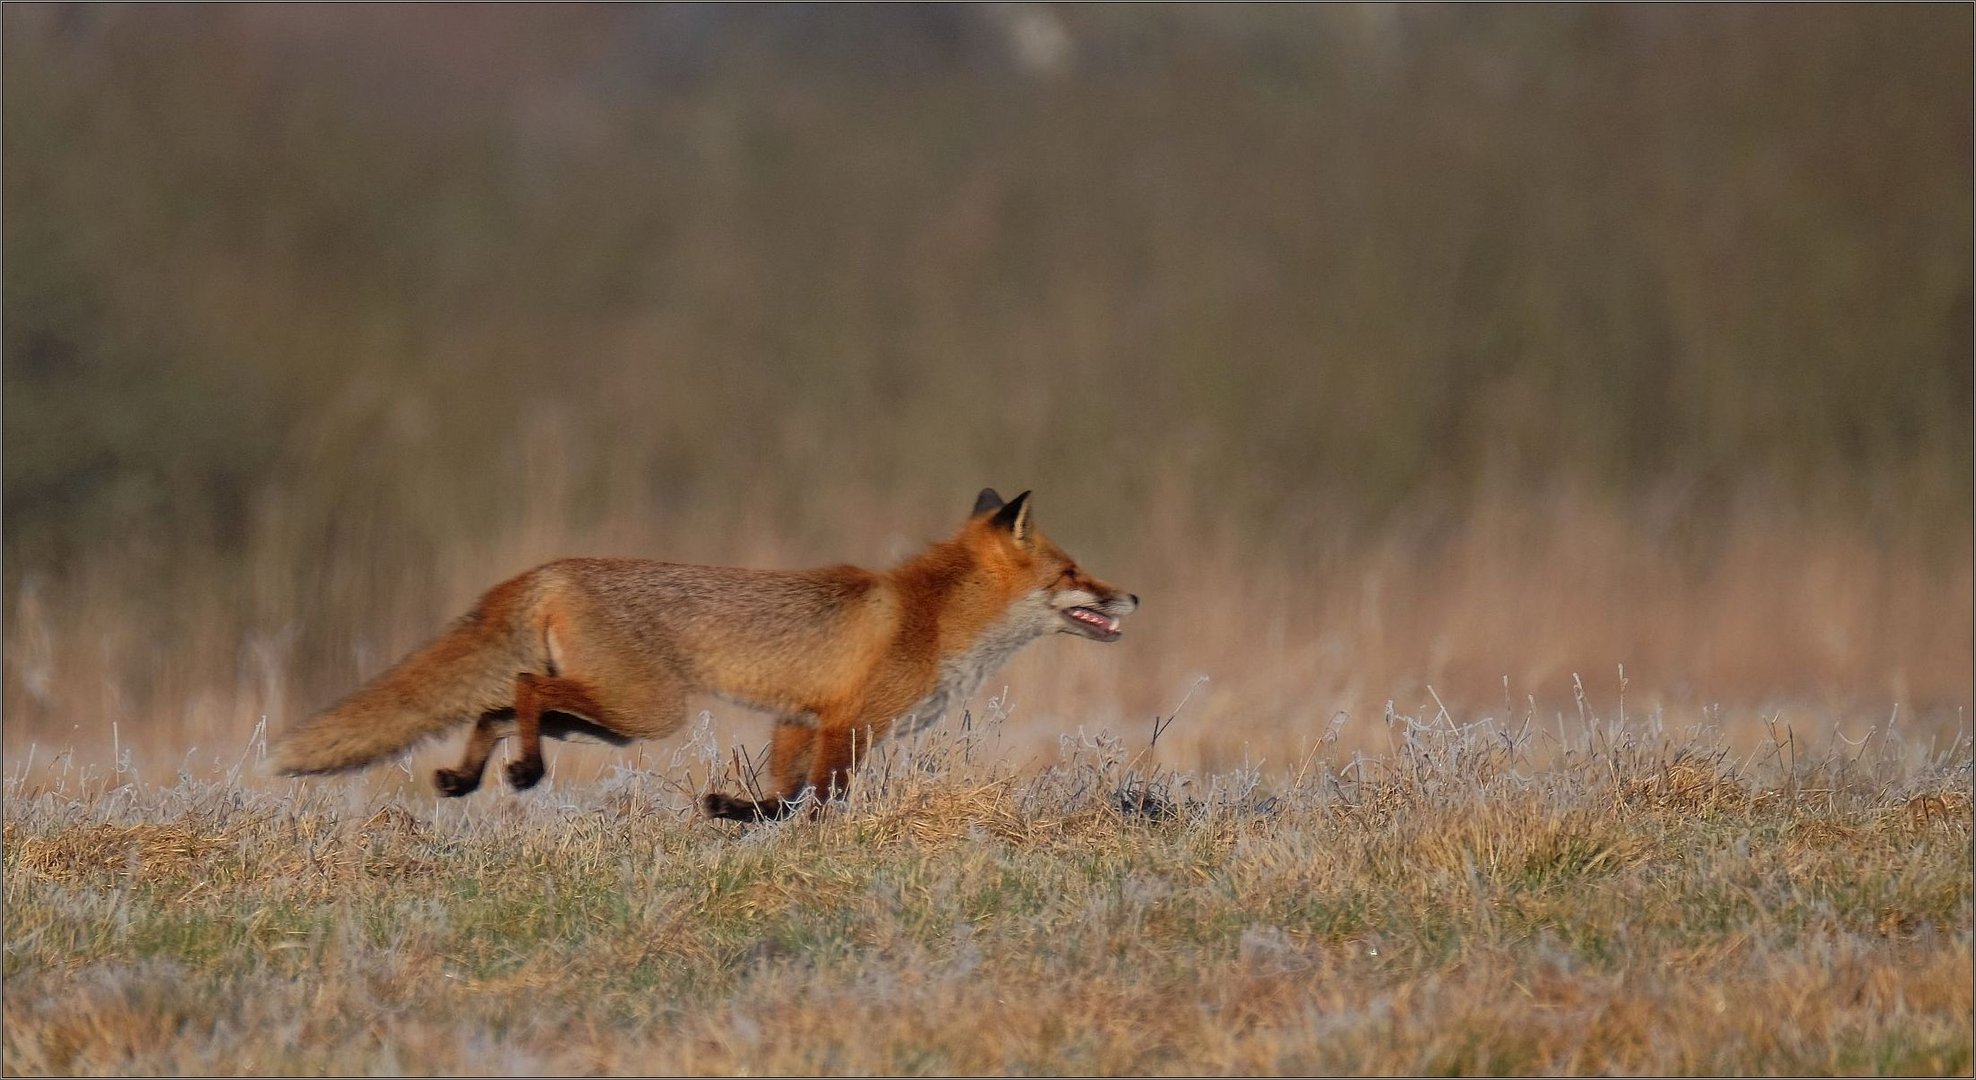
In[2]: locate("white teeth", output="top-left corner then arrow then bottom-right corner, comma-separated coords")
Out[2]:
1066,608 -> 1120,632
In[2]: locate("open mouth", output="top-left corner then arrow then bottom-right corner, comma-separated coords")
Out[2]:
1062,606 -> 1123,640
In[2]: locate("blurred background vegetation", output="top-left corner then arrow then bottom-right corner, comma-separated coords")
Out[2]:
3,5 -> 1969,773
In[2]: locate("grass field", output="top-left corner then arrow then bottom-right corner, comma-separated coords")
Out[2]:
4,701 -> 1969,1075
3,9 -> 1970,1075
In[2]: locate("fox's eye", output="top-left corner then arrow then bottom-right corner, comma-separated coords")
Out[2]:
1060,567 -> 1077,580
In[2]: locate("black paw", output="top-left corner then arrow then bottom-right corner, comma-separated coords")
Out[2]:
701,793 -> 749,820
505,757 -> 545,791
703,793 -> 783,821
433,768 -> 480,798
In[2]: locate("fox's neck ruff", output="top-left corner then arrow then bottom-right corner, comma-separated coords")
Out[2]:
895,594 -> 1053,737
883,536 -> 1055,736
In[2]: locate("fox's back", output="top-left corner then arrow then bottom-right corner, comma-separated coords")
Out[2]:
529,557 -> 900,711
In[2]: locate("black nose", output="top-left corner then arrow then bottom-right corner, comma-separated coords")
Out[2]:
1129,594 -> 1139,606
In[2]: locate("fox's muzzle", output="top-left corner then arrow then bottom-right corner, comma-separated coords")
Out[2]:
1059,592 -> 1136,642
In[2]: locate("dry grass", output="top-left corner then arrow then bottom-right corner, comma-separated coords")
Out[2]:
5,469 -> 1970,783
4,703 -> 1969,1075
2,10 -> 1970,1074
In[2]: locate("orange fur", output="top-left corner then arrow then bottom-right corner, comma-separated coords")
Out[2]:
269,490 -> 1138,815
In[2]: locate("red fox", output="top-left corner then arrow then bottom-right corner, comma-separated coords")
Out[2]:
269,489 -> 1137,819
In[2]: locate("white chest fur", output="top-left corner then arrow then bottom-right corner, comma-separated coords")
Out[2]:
892,591 -> 1055,736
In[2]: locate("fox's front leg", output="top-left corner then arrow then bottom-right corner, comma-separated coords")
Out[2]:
702,720 -> 813,821
805,719 -> 888,810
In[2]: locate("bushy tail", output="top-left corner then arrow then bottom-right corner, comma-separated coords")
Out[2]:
269,605 -> 533,776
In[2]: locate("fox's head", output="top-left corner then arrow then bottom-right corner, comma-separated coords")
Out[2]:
965,488 -> 1139,642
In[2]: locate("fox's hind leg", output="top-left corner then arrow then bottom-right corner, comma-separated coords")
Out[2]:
503,666 -> 688,791
434,709 -> 516,797
506,672 -> 606,791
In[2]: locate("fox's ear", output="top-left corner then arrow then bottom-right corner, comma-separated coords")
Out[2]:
973,488 -> 1005,517
989,490 -> 1033,546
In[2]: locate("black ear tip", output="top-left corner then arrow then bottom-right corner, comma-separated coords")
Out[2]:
988,489 -> 1034,533
973,488 -> 1005,516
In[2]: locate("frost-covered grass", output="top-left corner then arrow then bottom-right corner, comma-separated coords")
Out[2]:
4,704 -> 1970,1076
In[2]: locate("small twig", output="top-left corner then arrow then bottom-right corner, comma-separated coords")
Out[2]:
732,745 -> 767,805
1154,675 -> 1209,752
1427,685 -> 1453,732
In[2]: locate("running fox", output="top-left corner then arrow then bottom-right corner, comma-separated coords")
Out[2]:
269,489 -> 1137,818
